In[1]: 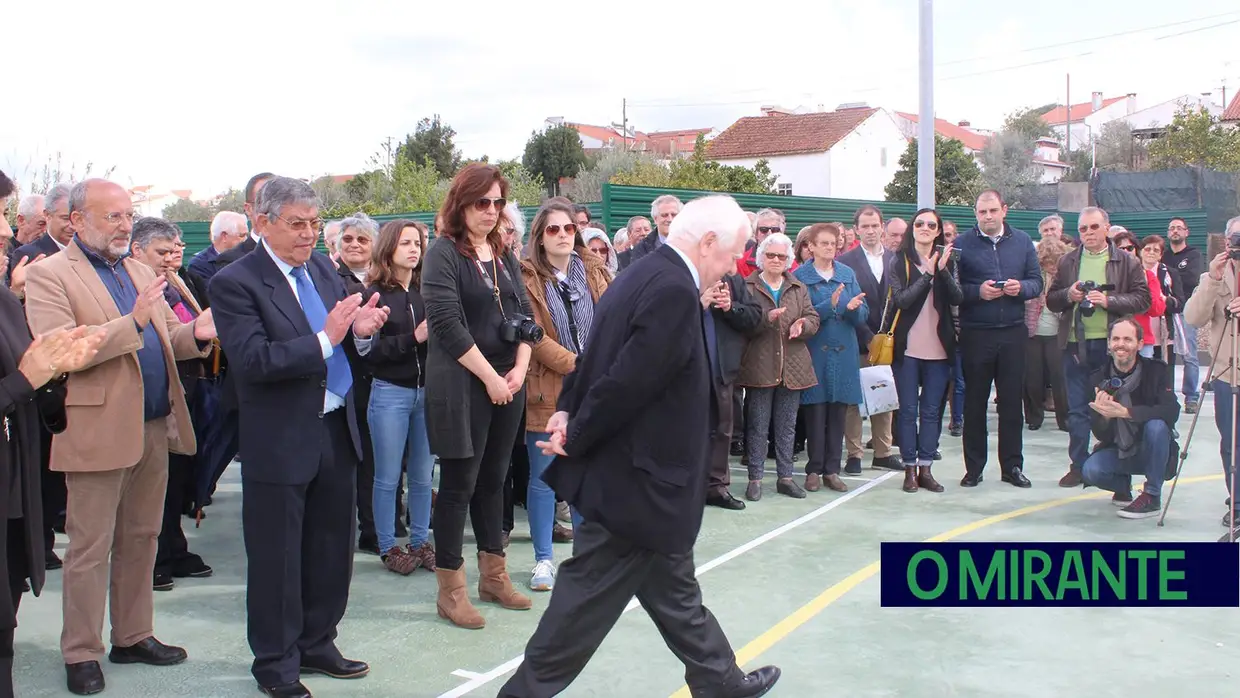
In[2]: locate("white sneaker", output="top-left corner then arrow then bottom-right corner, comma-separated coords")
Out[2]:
530,560 -> 556,591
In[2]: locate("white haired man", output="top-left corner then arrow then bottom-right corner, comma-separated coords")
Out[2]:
187,211 -> 247,284
624,194 -> 682,266
500,195 -> 780,698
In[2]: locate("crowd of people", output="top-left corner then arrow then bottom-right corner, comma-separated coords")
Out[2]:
1,161 -> 1238,697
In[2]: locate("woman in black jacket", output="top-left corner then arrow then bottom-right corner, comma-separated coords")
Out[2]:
886,207 -> 963,493
422,164 -> 536,629
0,169 -> 103,692
362,220 -> 435,576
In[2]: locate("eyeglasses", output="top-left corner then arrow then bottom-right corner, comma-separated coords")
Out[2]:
1078,222 -> 1104,234
757,226 -> 782,234
765,252 -> 788,260
275,215 -> 324,233
475,197 -> 507,211
913,219 -> 938,230
544,223 -> 577,236
1118,244 -> 1135,252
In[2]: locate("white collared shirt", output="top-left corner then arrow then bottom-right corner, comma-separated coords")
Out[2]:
262,242 -> 371,413
861,243 -> 885,280
666,243 -> 702,290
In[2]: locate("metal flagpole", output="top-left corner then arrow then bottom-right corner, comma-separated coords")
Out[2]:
917,0 -> 935,209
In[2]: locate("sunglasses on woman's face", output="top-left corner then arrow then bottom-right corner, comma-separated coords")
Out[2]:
1118,244 -> 1135,252
474,197 -> 507,211
913,219 -> 938,230
545,223 -> 577,236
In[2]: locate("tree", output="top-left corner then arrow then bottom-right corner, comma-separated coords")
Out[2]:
1002,105 -> 1056,141
564,149 -> 662,202
214,188 -> 246,213
1147,105 -> 1240,171
612,135 -> 776,194
162,198 -> 213,222
494,160 -> 546,208
978,131 -> 1044,206
523,125 -> 588,197
396,115 -> 462,179
883,135 -> 982,205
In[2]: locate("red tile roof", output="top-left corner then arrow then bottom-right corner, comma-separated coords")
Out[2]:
894,112 -> 989,151
1224,91 -> 1240,122
171,189 -> 192,199
566,122 -> 643,149
706,108 -> 877,159
1040,96 -> 1127,125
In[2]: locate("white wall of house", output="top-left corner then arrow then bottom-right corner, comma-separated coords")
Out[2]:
1051,96 -> 1138,151
1119,95 -> 1221,132
715,152 -> 831,198
828,111 -> 909,200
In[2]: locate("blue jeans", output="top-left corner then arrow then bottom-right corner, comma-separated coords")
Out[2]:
1081,419 -> 1171,498
950,347 -> 965,425
368,380 -> 435,553
894,357 -> 951,465
1064,339 -> 1111,470
525,433 -> 583,562
1181,318 -> 1200,401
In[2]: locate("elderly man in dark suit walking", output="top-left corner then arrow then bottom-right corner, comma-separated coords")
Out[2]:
836,205 -> 902,474
208,177 -> 389,698
498,195 -> 781,698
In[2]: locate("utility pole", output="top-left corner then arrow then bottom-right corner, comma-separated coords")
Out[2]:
1065,74 -> 1071,157
916,0 -> 935,208
622,98 -> 629,151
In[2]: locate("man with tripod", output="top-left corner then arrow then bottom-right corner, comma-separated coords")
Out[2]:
1183,215 -> 1240,536
1045,206 -> 1150,489
1079,317 -> 1179,518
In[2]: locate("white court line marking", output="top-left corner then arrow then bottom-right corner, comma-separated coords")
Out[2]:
451,670 -> 486,680
438,471 -> 898,698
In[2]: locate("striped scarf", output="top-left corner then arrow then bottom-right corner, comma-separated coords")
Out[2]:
544,254 -> 595,354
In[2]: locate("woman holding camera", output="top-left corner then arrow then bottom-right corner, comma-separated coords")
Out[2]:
519,201 -> 610,591
887,208 -> 962,493
422,163 -> 537,629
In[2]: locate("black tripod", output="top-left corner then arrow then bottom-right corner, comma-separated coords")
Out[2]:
1158,268 -> 1239,543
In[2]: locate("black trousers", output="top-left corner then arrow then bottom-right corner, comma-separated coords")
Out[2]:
155,454 -> 203,577
803,402 -> 848,476
2,517 -> 29,697
433,381 -> 525,570
38,427 -> 65,556
707,380 -> 734,495
503,410 -> 531,534
961,325 -> 1027,476
243,410 -> 357,688
498,521 -> 744,698
730,386 -> 743,446
1024,334 -> 1068,430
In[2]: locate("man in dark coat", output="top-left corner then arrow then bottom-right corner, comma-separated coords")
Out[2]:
499,194 -> 780,698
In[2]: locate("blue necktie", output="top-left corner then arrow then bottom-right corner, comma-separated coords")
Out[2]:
703,308 -> 720,383
291,266 -> 353,398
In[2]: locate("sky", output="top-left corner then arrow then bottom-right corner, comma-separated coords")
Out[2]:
2,0 -> 1238,200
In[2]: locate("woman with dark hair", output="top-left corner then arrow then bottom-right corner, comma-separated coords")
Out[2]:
887,207 -> 962,493
1,168 -> 103,692
422,163 -> 536,629
361,219 -> 437,576
518,201 -> 609,591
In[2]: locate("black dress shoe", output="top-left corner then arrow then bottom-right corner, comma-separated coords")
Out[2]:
960,473 -> 983,487
725,665 -> 780,698
153,572 -> 175,591
300,655 -> 369,679
1002,468 -> 1032,488
258,680 -> 312,697
46,550 -> 63,570
706,490 -> 746,510
65,661 -> 105,696
108,636 -> 188,666
172,557 -> 213,578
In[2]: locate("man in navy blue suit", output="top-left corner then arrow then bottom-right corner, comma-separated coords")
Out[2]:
208,177 -> 388,698
499,195 -> 781,698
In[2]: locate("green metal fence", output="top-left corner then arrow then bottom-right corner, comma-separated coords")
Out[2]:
599,184 -> 1211,248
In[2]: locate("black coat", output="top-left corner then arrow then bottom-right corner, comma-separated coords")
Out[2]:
1089,355 -> 1180,450
362,281 -> 428,389
0,286 -> 66,627
6,233 -> 62,288
711,271 -> 763,385
207,246 -> 363,485
836,244 -> 894,352
544,245 -> 714,555
887,251 -> 963,359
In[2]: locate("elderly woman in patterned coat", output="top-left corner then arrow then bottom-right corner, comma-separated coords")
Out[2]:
792,223 -> 868,494
737,233 -> 820,502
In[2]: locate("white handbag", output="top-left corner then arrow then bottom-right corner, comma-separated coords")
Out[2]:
859,364 -> 900,417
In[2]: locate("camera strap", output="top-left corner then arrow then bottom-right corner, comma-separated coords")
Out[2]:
474,254 -> 509,320
556,281 -> 581,353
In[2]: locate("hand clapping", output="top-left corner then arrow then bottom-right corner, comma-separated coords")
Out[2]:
19,326 -> 107,389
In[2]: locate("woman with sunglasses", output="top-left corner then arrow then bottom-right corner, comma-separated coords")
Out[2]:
887,208 -> 962,493
422,164 -> 536,629
518,202 -> 610,591
1113,231 -> 1165,358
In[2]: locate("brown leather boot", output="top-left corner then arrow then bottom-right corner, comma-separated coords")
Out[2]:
902,466 -> 919,493
918,466 -> 945,492
804,473 -> 821,492
435,567 -> 485,629
477,551 -> 532,610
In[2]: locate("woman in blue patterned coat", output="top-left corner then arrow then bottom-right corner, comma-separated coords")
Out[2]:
793,223 -> 868,493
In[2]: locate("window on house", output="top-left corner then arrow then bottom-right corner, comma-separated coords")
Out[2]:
777,183 -> 792,196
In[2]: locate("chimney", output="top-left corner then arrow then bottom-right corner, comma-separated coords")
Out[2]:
1091,92 -> 1103,111
958,120 -> 971,128
1126,92 -> 1137,114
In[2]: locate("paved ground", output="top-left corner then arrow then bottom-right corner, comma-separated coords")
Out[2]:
14,376 -> 1238,697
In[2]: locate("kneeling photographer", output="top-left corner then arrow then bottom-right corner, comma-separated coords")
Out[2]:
422,164 -> 540,628
1183,215 -> 1240,533
1046,207 -> 1150,488
1080,317 -> 1179,519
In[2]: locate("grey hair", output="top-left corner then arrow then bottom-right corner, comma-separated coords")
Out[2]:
210,211 -> 247,242
1039,214 -> 1063,229
504,201 -> 526,240
1225,215 -> 1240,234
626,215 -> 649,230
323,220 -> 343,251
1079,206 -> 1110,224
255,176 -> 319,218
68,181 -> 89,214
650,194 -> 682,219
754,207 -> 785,226
885,217 -> 907,232
131,216 -> 182,250
44,184 -> 72,213
613,228 -> 629,246
338,211 -> 379,240
18,194 -> 44,217
756,232 -> 795,272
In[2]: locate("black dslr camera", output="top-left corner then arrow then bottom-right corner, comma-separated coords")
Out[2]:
1228,231 -> 1240,261
500,315 -> 544,344
1078,280 -> 1116,316
1098,376 -> 1123,396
